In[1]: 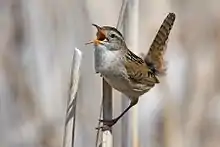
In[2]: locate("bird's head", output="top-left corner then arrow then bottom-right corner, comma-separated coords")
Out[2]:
86,24 -> 126,51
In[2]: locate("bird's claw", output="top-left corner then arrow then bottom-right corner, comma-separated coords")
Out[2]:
95,119 -> 118,131
95,125 -> 111,131
98,118 -> 118,127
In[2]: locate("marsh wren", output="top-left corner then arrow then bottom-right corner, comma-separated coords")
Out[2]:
86,13 -> 176,128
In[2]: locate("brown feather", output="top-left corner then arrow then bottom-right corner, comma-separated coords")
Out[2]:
144,12 -> 176,76
124,49 -> 160,86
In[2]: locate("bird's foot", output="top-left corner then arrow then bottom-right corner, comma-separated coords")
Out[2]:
99,118 -> 118,127
95,125 -> 111,131
95,118 -> 118,131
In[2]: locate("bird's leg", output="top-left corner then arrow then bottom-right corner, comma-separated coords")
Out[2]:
99,98 -> 139,127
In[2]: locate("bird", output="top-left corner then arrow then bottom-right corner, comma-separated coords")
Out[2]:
86,12 -> 176,128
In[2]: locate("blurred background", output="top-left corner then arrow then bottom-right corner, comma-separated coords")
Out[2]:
1,0 -> 220,147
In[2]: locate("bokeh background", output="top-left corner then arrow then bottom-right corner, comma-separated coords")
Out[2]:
1,0 -> 220,147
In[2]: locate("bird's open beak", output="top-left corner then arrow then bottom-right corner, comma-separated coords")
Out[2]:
85,39 -> 104,45
85,24 -> 106,45
92,24 -> 106,41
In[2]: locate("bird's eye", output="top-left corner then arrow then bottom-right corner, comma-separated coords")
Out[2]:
110,34 -> 116,38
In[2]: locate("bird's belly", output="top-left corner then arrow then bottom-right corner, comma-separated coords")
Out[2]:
104,75 -> 146,99
103,73 -> 129,90
103,70 -> 152,98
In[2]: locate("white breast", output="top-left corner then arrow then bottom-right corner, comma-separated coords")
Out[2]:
94,45 -> 124,75
94,45 -> 130,90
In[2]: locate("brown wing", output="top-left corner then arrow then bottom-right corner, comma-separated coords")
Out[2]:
124,49 -> 160,86
144,12 -> 176,76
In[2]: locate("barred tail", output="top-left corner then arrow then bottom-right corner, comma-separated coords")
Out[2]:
145,12 -> 176,76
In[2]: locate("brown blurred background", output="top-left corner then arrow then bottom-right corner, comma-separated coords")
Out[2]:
1,0 -> 220,147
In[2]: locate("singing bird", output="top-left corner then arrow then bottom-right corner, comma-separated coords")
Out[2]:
86,13 -> 176,128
